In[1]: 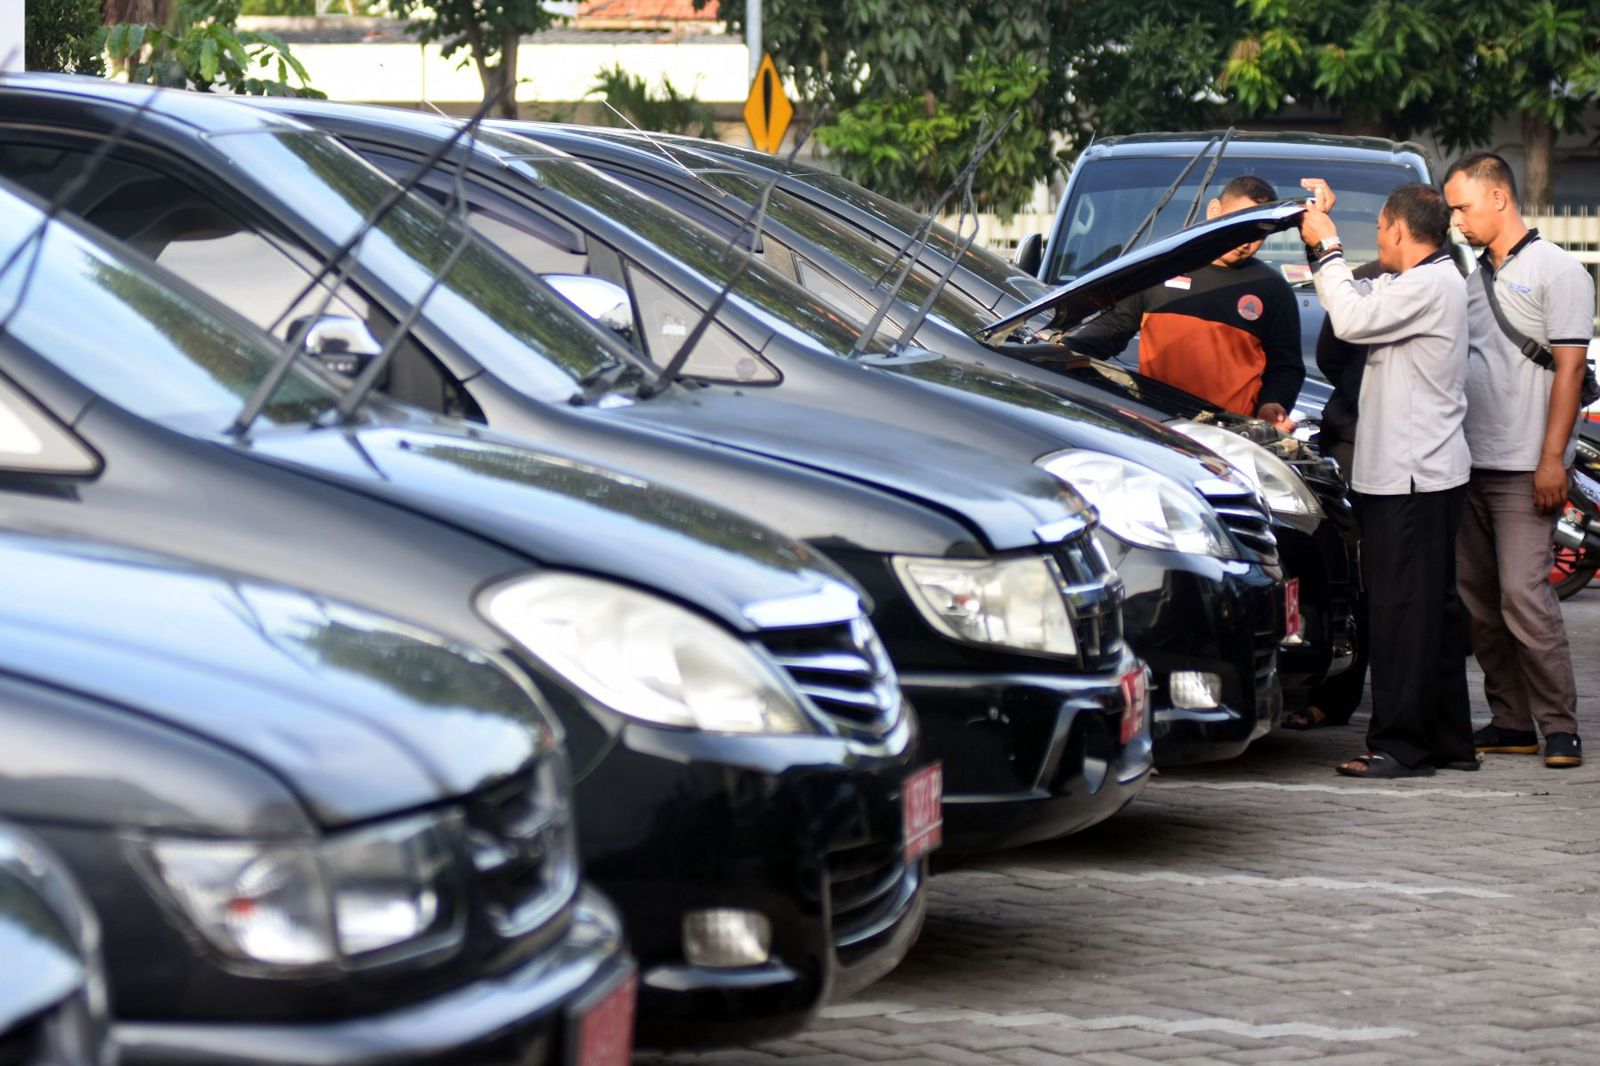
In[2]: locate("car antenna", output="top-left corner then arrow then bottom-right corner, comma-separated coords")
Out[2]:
1118,133 -> 1220,257
231,84 -> 509,437
1181,125 -> 1235,228
844,112 -> 1016,362
0,81 -> 166,335
883,123 -> 989,358
597,99 -> 706,184
633,117 -> 822,399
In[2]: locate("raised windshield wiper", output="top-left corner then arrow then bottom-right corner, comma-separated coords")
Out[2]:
230,86 -> 509,437
1181,126 -> 1235,228
1118,132 -> 1219,257
0,81 -> 165,334
632,119 -> 823,400
843,112 -> 1016,362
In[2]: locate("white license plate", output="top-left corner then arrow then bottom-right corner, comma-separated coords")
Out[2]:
902,763 -> 943,862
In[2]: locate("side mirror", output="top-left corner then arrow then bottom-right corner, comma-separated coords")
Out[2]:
0,382 -> 99,476
1012,232 -> 1044,277
294,315 -> 383,378
545,274 -> 636,346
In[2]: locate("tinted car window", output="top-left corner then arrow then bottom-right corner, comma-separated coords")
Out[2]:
0,213 -> 340,430
1046,156 -> 1421,284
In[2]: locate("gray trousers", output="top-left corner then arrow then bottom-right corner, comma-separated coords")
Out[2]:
1456,470 -> 1579,736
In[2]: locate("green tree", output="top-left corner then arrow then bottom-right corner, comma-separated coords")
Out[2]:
704,0 -> 1060,216
382,0 -> 559,119
588,64 -> 717,137
105,0 -> 323,95
23,0 -> 106,75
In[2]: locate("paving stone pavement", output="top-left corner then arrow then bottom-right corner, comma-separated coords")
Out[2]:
638,589 -> 1600,1066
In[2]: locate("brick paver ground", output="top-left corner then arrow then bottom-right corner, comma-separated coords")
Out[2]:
640,588 -> 1600,1066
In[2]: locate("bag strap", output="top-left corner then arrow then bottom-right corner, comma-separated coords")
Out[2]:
1476,255 -> 1556,371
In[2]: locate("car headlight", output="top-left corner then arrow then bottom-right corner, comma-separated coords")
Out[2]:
892,553 -> 1077,658
480,572 -> 816,734
147,813 -> 455,969
1170,420 -> 1325,529
1038,450 -> 1233,557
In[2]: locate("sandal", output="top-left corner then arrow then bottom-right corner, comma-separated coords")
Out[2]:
1335,751 -> 1436,779
1283,706 -> 1332,731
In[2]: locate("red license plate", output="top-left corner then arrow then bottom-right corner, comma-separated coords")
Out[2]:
1119,667 -> 1148,745
573,971 -> 636,1066
1284,577 -> 1301,640
902,763 -> 943,862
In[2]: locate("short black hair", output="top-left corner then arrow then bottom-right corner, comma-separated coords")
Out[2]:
1443,151 -> 1519,205
1381,183 -> 1450,248
1218,174 -> 1277,204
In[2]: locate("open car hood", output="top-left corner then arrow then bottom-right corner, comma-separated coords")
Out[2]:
977,200 -> 1307,340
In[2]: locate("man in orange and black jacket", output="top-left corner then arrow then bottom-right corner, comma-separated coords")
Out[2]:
1068,175 -> 1304,423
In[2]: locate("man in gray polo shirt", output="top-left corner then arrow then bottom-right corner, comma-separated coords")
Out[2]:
1443,151 -> 1592,769
1299,179 -> 1477,778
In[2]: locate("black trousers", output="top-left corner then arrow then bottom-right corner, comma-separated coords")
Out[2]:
1355,486 -> 1475,768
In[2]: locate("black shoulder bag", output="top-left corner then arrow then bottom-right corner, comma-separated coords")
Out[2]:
1476,265 -> 1600,406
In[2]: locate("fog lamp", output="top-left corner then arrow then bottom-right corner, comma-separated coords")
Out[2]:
1169,670 -> 1223,710
682,909 -> 772,968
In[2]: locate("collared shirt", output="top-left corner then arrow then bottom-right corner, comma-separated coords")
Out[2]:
1311,250 -> 1471,496
1462,230 -> 1595,470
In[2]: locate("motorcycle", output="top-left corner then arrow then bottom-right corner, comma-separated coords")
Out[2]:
1551,420 -> 1600,600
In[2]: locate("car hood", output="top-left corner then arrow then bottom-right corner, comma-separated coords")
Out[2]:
602,390 -> 1093,553
0,534 -> 557,829
978,200 -> 1307,340
244,419 -> 858,632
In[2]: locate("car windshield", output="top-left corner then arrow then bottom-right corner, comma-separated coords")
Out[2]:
0,199 -> 340,431
217,130 -> 626,398
1044,155 -> 1423,286
686,166 -> 998,337
510,154 -> 892,359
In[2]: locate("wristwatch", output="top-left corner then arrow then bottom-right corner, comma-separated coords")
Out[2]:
1307,237 -> 1343,260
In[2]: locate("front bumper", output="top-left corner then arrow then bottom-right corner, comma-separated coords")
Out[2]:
1107,541 -> 1283,767
115,889 -> 632,1066
569,718 -> 925,1049
900,643 -> 1152,855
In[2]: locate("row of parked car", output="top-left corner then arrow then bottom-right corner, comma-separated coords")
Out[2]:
0,74 -> 1371,1065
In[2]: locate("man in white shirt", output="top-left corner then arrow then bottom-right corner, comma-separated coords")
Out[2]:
1443,151 -> 1591,770
1299,179 -> 1476,779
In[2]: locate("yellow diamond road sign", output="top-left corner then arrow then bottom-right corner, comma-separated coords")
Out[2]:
744,53 -> 793,154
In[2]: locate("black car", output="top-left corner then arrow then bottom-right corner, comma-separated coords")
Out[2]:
0,172 -> 927,1048
0,823 -> 114,1066
250,101 -> 1283,768
0,76 -> 1153,858
522,124 -> 1360,724
0,532 -> 634,1066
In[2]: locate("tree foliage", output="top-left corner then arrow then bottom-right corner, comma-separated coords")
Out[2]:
383,0 -> 559,119
588,64 -> 717,138
105,0 -> 323,95
23,0 -> 107,75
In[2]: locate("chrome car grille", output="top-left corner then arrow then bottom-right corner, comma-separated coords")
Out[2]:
1052,531 -> 1126,673
1201,483 -> 1279,564
758,616 -> 903,736
826,835 -> 914,964
463,756 -> 577,939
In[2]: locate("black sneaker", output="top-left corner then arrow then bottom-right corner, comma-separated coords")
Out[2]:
1473,723 -> 1540,755
1545,732 -> 1583,768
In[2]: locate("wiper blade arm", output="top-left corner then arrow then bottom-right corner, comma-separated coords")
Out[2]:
1118,133 -> 1218,257
1181,126 -> 1235,228
231,84 -> 509,437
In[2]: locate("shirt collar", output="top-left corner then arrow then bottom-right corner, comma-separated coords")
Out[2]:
1478,227 -> 1540,277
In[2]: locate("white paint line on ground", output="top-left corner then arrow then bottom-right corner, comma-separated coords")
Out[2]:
820,1001 -> 1415,1042
1152,780 -> 1523,799
975,867 -> 1513,899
